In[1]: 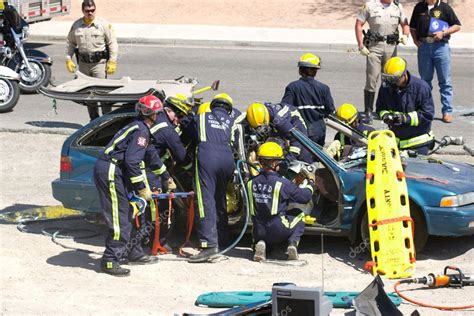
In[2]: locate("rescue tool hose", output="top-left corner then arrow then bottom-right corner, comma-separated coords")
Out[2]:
394,281 -> 474,311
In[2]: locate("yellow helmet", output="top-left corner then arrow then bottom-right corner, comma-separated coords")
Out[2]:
257,142 -> 284,160
298,53 -> 321,69
165,93 -> 192,116
382,57 -> 407,85
246,102 -> 269,128
210,93 -> 233,113
197,102 -> 211,114
336,103 -> 358,125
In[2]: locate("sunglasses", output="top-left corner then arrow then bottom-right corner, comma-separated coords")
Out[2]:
84,9 -> 95,13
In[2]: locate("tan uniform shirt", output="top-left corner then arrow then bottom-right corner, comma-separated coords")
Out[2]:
66,17 -> 118,62
357,1 -> 407,36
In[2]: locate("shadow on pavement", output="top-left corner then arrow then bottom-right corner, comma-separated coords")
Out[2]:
25,121 -> 83,129
47,250 -> 100,273
0,203 -> 43,213
25,42 -> 52,49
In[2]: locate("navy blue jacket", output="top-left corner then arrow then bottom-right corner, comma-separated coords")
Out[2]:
376,73 -> 434,143
100,117 -> 165,191
192,106 -> 234,149
150,112 -> 189,165
282,77 -> 335,128
247,171 -> 313,223
334,122 -> 375,147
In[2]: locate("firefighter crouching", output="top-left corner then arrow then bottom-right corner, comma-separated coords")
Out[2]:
248,142 -> 314,262
376,57 -> 435,155
93,95 -> 165,277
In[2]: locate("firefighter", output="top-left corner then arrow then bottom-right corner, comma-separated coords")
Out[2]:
239,101 -> 313,164
376,57 -> 435,155
93,95 -> 165,277
355,0 -> 410,124
188,93 -> 236,262
282,53 -> 335,146
248,142 -> 314,262
334,103 -> 375,160
66,0 -> 118,120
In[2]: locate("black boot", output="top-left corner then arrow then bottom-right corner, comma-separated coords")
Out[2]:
101,262 -> 130,277
364,90 -> 375,125
188,247 -> 219,263
128,255 -> 159,265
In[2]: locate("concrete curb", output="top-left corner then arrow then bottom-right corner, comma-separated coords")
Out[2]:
29,22 -> 474,54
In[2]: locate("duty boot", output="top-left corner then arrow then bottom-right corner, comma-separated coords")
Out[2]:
363,90 -> 375,125
128,255 -> 159,265
287,242 -> 299,260
101,261 -> 130,277
188,247 -> 219,263
253,240 -> 266,262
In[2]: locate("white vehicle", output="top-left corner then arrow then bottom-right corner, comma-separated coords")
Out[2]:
8,0 -> 71,23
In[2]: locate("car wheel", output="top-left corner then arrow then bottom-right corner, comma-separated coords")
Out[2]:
359,202 -> 428,253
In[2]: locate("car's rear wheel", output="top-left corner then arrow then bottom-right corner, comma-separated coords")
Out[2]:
360,201 -> 428,253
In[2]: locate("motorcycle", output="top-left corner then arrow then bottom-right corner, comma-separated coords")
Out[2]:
0,65 -> 20,113
0,5 -> 52,93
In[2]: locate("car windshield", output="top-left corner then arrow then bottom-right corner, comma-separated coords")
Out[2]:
78,114 -> 135,147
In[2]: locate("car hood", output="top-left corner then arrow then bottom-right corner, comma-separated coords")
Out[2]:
404,157 -> 474,194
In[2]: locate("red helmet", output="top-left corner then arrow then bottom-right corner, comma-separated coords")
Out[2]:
135,95 -> 163,116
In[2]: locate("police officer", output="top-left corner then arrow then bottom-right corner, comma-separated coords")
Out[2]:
410,0 -> 461,123
240,102 -> 313,164
282,53 -> 335,146
355,0 -> 410,124
376,57 -> 435,155
189,93 -> 236,262
94,95 -> 164,276
248,142 -> 313,262
66,0 -> 118,120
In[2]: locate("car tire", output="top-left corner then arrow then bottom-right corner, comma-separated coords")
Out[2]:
359,202 -> 428,253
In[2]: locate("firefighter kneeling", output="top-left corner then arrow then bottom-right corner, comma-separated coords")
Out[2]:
247,142 -> 314,262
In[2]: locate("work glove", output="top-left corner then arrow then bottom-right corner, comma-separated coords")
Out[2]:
106,60 -> 117,75
138,187 -> 153,201
359,46 -> 370,57
325,140 -> 341,159
66,58 -> 76,73
392,113 -> 408,126
167,177 -> 177,193
400,34 -> 409,45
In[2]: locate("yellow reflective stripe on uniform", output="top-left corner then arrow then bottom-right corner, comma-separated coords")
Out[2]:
289,146 -> 301,155
160,150 -> 171,162
339,133 -> 346,147
108,163 -> 120,240
280,212 -> 304,229
277,106 -> 289,117
230,113 -> 247,143
182,163 -> 192,171
195,151 -> 205,218
408,111 -> 418,126
291,110 -> 307,129
104,125 -> 139,155
175,126 -> 182,136
271,181 -> 282,215
130,175 -> 144,183
247,180 -> 255,216
199,113 -> 206,142
150,122 -> 167,134
152,165 -> 167,175
139,162 -> 157,221
379,110 -> 390,120
397,131 -> 434,149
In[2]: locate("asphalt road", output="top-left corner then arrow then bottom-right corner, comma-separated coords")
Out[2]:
1,41 -> 473,151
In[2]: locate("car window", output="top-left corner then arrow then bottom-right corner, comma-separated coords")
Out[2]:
78,115 -> 135,147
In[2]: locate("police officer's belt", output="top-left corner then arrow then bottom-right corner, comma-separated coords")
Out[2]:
374,34 -> 399,45
419,37 -> 435,44
78,51 -> 108,63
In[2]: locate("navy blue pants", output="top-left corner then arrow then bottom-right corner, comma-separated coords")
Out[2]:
406,140 -> 435,155
194,144 -> 234,248
94,159 -> 145,265
252,211 -> 305,247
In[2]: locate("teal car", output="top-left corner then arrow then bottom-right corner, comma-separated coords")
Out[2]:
52,108 -> 474,251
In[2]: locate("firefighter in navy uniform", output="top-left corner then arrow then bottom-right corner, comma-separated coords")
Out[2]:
282,53 -> 335,146
376,57 -> 435,155
188,93 -> 236,262
239,102 -> 313,164
248,142 -> 314,262
331,103 -> 375,160
94,95 -> 165,277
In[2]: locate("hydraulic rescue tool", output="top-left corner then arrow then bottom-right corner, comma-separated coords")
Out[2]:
394,266 -> 474,310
